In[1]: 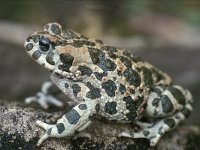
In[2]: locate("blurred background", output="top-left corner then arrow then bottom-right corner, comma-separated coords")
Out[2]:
0,0 -> 199,125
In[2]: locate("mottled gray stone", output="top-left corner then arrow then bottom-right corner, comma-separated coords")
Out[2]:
0,101 -> 199,150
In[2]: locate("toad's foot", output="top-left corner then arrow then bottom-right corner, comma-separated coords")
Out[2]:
119,104 -> 192,146
25,81 -> 63,109
25,92 -> 63,109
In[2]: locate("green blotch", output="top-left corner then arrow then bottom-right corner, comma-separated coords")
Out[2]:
168,86 -> 186,105
161,95 -> 174,113
105,101 -> 117,115
141,67 -> 153,87
164,118 -> 176,128
123,68 -> 141,87
51,24 -> 61,35
181,107 -> 191,118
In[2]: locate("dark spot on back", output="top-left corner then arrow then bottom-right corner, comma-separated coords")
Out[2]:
123,96 -> 144,112
70,40 -> 95,47
102,80 -> 117,97
141,67 -> 153,87
105,59 -> 117,71
107,52 -> 118,59
88,48 -> 110,74
123,50 -> 141,62
123,95 -> 144,121
64,30 -> 80,39
126,111 -> 137,121
105,101 -> 117,115
119,56 -> 132,68
86,82 -> 101,99
123,68 -> 141,87
60,53 -> 74,65
94,72 -> 106,81
88,47 -> 101,64
59,53 -> 74,71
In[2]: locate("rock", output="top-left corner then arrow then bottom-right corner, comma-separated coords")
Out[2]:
0,101 -> 199,150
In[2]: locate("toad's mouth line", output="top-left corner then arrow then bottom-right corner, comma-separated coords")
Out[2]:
53,69 -> 83,81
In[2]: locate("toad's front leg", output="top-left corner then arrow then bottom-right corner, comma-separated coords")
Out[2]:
25,80 -> 64,109
36,100 -> 97,146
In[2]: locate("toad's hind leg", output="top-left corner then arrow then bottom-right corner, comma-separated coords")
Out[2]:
119,85 -> 193,146
36,100 -> 97,146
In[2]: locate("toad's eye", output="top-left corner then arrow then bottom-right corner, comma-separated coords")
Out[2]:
39,37 -> 51,52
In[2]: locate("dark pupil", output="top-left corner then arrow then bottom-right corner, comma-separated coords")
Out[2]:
39,37 -> 50,52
